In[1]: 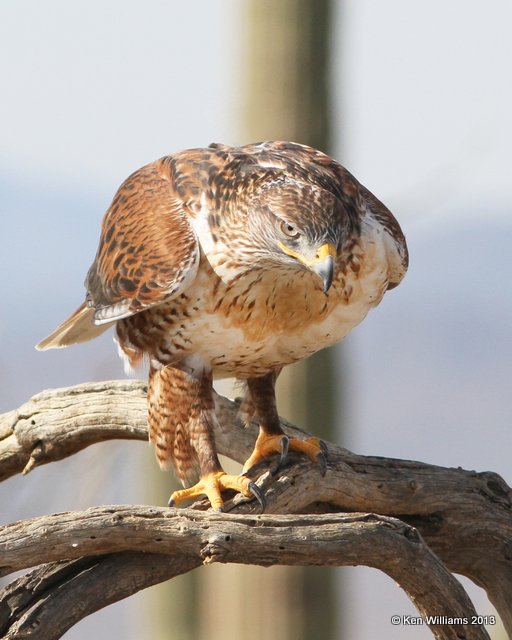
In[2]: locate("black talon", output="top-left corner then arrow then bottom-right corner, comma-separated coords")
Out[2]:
317,440 -> 328,476
167,496 -> 175,508
249,481 -> 266,512
278,435 -> 290,468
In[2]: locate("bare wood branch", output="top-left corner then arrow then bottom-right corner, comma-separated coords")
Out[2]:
1,381 -> 511,637
0,552 -> 196,640
0,507 -> 490,640
0,381 -> 148,480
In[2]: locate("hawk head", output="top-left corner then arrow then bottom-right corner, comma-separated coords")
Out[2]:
244,180 -> 349,293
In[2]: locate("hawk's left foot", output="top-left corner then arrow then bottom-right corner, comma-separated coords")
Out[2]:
242,431 -> 327,474
168,471 -> 265,512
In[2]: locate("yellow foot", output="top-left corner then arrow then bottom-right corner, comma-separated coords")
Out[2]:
168,471 -> 265,512
242,431 -> 327,474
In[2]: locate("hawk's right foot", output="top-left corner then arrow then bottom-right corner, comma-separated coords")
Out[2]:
168,471 -> 265,512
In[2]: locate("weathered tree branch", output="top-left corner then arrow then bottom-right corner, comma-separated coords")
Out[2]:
1,381 -> 511,639
0,551 -> 198,640
0,508 -> 490,640
0,381 -> 149,480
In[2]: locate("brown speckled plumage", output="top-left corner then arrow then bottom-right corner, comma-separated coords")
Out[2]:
37,141 -> 408,508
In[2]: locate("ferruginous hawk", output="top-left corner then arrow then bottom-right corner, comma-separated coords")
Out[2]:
37,141 -> 408,510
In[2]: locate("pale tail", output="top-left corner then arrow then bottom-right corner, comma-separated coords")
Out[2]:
36,303 -> 114,351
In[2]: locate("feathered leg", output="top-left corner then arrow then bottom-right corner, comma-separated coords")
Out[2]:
148,365 -> 263,511
242,370 -> 326,473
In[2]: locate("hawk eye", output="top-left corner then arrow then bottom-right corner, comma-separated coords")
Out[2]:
279,220 -> 300,239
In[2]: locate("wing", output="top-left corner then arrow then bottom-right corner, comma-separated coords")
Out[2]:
37,158 -> 200,350
360,184 -> 409,289
86,158 -> 200,324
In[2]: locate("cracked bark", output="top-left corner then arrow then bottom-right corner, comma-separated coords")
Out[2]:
1,380 -> 511,639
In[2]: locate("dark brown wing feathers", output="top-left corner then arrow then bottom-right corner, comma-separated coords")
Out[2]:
86,160 -> 199,324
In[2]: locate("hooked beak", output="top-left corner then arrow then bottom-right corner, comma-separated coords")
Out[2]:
311,250 -> 335,293
278,241 -> 337,293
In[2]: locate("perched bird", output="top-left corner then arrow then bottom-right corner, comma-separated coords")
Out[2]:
37,141 -> 408,510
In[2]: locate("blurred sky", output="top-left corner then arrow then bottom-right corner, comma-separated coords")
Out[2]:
1,1 -> 511,639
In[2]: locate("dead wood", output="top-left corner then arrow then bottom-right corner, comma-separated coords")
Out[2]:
1,380 -> 510,639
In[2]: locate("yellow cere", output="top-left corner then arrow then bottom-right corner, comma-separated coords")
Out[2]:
278,241 -> 337,267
